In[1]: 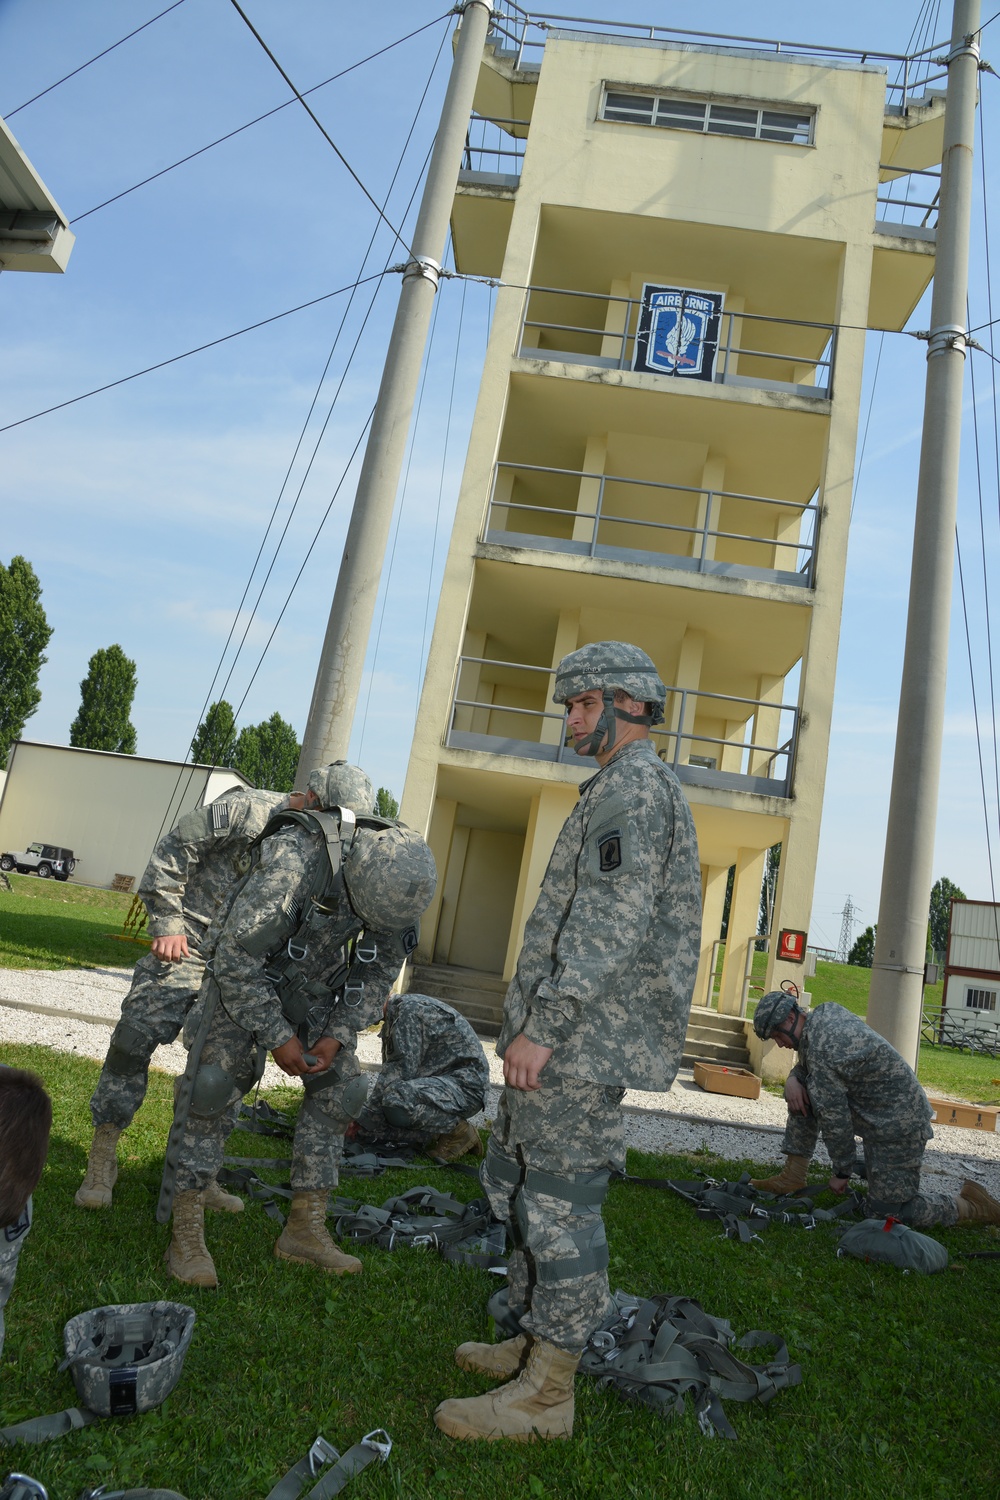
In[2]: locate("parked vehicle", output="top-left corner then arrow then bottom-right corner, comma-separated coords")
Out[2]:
0,843 -> 77,881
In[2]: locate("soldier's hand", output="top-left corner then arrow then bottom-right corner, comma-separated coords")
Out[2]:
272,1036 -> 309,1076
503,1033 -> 552,1091
305,1037 -> 341,1074
151,934 -> 190,963
784,1076 -> 811,1115
828,1174 -> 850,1194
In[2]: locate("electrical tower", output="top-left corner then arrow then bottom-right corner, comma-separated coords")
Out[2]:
837,896 -> 860,963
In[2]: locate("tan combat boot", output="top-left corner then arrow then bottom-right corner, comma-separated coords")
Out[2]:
435,1338 -> 579,1441
203,1176 -> 244,1213
74,1123 -> 122,1209
750,1153 -> 810,1195
956,1179 -> 1000,1225
428,1118 -> 485,1162
455,1334 -> 530,1378
165,1190 -> 218,1288
274,1191 -> 363,1275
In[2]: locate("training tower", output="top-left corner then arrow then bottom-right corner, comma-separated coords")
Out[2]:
400,6 -> 943,1029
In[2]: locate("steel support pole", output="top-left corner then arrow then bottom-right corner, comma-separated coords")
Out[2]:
867,0 -> 980,1063
296,0 -> 493,781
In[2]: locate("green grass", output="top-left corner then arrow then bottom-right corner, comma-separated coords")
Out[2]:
2,1043 -> 999,1500
0,873 -> 142,970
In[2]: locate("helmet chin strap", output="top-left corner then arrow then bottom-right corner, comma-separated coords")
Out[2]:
574,690 -> 654,757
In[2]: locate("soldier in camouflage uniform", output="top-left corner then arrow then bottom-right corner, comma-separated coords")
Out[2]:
436,642 -> 702,1443
353,992 -> 488,1161
75,762 -> 375,1212
165,810 -> 436,1288
750,991 -> 1000,1226
0,1067 -> 52,1356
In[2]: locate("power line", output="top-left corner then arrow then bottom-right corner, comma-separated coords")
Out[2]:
4,1 -> 188,118
69,12 -> 453,224
0,272 -> 391,436
227,0 -> 416,258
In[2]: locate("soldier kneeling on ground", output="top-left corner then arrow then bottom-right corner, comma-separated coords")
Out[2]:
0,1067 -> 52,1355
350,992 -> 489,1162
749,989 -> 1000,1227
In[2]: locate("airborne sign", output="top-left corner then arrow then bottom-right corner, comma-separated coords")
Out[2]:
634,284 -> 724,381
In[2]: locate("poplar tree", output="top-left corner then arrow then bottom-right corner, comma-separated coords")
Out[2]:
69,644 -> 138,754
0,555 -> 53,762
233,712 -> 300,792
190,700 -> 238,766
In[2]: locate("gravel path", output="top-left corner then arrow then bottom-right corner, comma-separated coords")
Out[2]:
2,964 -> 999,1197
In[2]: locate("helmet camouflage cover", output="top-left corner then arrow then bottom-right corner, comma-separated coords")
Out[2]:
61,1301 -> 196,1418
307,760 -> 376,816
752,990 -> 800,1041
553,641 -> 666,725
343,822 -> 436,931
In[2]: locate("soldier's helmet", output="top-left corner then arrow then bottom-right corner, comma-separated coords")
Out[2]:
343,822 -> 436,930
752,990 -> 800,1040
61,1301 -> 196,1418
307,760 -> 376,816
553,641 -> 666,725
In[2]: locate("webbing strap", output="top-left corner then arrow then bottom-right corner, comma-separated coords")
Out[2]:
264,1430 -> 390,1500
522,1167 -> 610,1212
0,1406 -> 100,1445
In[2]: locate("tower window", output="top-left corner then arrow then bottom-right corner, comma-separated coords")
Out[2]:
601,88 -> 814,146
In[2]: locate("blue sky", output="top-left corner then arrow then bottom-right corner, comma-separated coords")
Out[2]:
1,0 -> 999,950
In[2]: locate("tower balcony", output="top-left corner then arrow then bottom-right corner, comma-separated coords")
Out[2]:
482,460 -> 818,588
446,656 -> 798,799
517,286 -> 837,400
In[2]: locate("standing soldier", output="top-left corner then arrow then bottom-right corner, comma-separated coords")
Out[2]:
75,762 -> 375,1211
352,992 -> 489,1162
749,990 -> 1000,1225
164,806 -> 436,1288
436,642 -> 702,1443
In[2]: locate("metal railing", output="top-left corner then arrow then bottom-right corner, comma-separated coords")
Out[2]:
482,460 -> 819,584
447,655 -> 799,795
461,115 -> 530,177
486,2 -> 949,114
876,163 -> 941,230
921,1002 -> 1000,1057
516,285 -> 836,398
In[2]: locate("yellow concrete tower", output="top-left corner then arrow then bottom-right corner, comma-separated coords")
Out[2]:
400,9 -> 943,1049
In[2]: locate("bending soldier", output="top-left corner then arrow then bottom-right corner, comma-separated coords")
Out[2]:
436,642 -> 701,1443
75,762 -> 375,1212
750,990 -> 1000,1226
164,805 -> 436,1287
0,1067 -> 52,1356
352,992 -> 488,1162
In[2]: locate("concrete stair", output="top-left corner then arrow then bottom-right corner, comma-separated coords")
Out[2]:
410,963 -> 508,1038
683,1007 -> 752,1069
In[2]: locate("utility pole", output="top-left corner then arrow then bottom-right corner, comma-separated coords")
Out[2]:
295,0 -> 493,782
867,0 -> 981,1065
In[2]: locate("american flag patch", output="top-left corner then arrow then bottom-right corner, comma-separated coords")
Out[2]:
211,801 -> 231,832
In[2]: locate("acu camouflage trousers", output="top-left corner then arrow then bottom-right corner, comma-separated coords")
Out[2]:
175,1008 -> 360,1195
781,1112 -> 958,1227
359,1064 -> 485,1146
482,1069 -> 625,1354
90,949 -> 206,1128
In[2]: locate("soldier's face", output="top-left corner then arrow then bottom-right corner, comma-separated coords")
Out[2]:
565,690 -> 606,753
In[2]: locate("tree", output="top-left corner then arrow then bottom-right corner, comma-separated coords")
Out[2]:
0,555 -> 53,763
233,712 -> 300,793
758,842 -> 781,946
190,700 -> 238,767
374,787 -> 399,819
928,876 -> 966,956
69,644 -> 138,754
848,924 -> 876,968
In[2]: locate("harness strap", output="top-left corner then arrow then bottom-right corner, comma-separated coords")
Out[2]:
522,1167 -> 610,1212
264,1430 -> 390,1500
0,1407 -> 100,1445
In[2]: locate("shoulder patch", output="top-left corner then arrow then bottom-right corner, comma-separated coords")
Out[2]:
597,831 -> 623,872
211,801 -> 231,834
5,1204 -> 30,1243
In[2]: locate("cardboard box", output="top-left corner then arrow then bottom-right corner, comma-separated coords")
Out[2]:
927,1096 -> 999,1132
693,1062 -> 761,1101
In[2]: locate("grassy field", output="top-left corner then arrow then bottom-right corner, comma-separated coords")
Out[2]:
1,1041 -> 998,1500
0,873 -> 143,970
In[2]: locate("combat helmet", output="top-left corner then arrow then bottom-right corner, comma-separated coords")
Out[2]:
343,823 -> 436,931
752,990 -> 802,1042
60,1302 -> 196,1419
308,761 -> 376,816
553,641 -> 666,756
